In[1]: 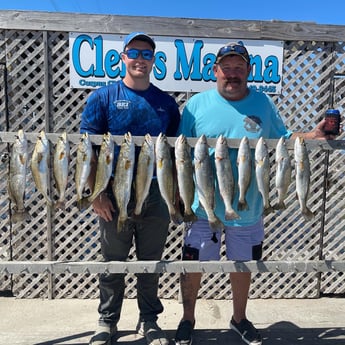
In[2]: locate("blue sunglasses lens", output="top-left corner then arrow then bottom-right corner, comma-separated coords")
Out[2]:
141,50 -> 154,60
219,45 -> 247,56
125,49 -> 154,60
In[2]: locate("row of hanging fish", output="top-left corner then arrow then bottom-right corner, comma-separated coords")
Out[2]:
8,130 -> 113,224
163,133 -> 315,233
7,129 -> 314,229
8,129 -> 71,223
255,135 -> 314,221
174,133 -> 315,233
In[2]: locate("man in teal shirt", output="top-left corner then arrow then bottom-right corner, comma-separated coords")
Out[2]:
174,41 -> 335,345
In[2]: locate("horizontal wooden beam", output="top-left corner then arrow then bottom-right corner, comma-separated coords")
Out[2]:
1,131 -> 345,150
0,10 -> 344,42
0,260 -> 344,274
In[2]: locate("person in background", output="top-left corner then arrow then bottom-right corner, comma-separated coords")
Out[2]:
174,41 -> 337,345
80,32 -> 180,345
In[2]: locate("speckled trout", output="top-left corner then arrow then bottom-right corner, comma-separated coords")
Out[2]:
194,134 -> 224,234
237,136 -> 252,211
31,130 -> 53,207
215,135 -> 239,220
75,133 -> 92,210
134,133 -> 155,216
8,129 -> 30,223
155,132 -> 183,225
255,137 -> 273,215
113,132 -> 135,231
175,134 -> 197,222
53,131 -> 70,210
85,132 -> 114,207
275,136 -> 292,210
294,136 -> 315,221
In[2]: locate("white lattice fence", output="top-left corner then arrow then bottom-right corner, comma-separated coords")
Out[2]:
0,28 -> 344,300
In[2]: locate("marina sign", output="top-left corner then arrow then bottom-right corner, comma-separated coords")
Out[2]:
69,33 -> 284,94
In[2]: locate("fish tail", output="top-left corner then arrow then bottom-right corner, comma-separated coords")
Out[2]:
263,205 -> 274,216
170,210 -> 184,225
54,200 -> 66,210
225,209 -> 240,220
117,216 -> 128,232
274,201 -> 286,211
132,213 -> 144,222
77,198 -> 90,211
41,193 -> 54,208
133,210 -> 141,217
237,199 -> 249,211
302,207 -> 315,221
183,211 -> 198,223
167,204 -> 184,225
12,210 -> 30,224
133,204 -> 143,217
209,216 -> 225,232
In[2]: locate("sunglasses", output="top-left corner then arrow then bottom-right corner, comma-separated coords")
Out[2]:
123,49 -> 154,60
217,44 -> 249,61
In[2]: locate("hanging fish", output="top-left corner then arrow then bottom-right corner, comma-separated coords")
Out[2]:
133,133 -> 155,217
274,136 -> 292,210
75,132 -> 93,210
31,130 -> 53,207
82,132 -> 114,209
175,134 -> 197,222
215,135 -> 239,220
113,132 -> 135,231
53,131 -> 70,209
255,137 -> 273,215
294,136 -> 315,221
194,134 -> 224,234
7,129 -> 30,223
237,136 -> 252,211
155,132 -> 183,225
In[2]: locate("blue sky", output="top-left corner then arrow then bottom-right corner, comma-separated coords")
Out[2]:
0,0 -> 344,25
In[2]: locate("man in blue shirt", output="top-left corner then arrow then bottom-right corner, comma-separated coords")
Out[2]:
81,32 -> 180,345
174,42 -> 335,345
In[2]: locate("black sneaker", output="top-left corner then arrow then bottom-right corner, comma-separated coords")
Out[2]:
175,320 -> 195,345
137,320 -> 169,345
89,324 -> 117,345
230,318 -> 262,345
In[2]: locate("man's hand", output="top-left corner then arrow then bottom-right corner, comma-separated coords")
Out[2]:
313,118 -> 340,140
92,193 -> 115,222
291,118 -> 342,140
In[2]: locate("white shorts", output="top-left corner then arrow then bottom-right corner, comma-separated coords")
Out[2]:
182,218 -> 265,261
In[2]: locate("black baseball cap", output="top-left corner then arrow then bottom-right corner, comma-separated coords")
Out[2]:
216,42 -> 250,63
